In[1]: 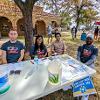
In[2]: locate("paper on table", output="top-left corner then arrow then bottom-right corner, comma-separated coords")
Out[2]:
43,59 -> 51,66
61,64 -> 74,82
13,62 -> 25,71
0,64 -> 9,74
61,60 -> 90,84
0,62 -> 27,73
66,59 -> 96,74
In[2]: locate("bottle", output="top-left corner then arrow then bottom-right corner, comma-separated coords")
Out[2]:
34,55 -> 39,64
48,59 -> 61,85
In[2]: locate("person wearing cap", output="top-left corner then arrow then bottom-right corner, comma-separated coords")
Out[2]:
77,34 -> 98,68
77,34 -> 98,100
1,30 -> 25,64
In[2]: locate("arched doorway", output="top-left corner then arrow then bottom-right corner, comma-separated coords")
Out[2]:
17,18 -> 24,36
0,16 -> 13,36
35,20 -> 46,35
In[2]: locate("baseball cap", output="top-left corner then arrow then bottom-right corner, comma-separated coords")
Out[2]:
87,34 -> 94,40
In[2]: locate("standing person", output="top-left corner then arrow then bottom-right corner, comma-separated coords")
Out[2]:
47,24 -> 53,44
71,26 -> 77,40
74,27 -> 77,38
55,25 -> 62,34
51,33 -> 66,55
94,26 -> 99,40
30,35 -> 47,59
77,34 -> 98,100
81,30 -> 87,41
98,28 -> 100,41
1,30 -> 25,64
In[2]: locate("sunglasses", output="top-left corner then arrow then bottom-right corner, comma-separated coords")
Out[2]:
10,70 -> 21,75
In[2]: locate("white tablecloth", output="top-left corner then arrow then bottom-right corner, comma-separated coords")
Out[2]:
0,55 -> 96,100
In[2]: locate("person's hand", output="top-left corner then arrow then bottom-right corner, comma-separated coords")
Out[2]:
52,52 -> 58,56
24,52 -> 31,60
17,60 -> 22,63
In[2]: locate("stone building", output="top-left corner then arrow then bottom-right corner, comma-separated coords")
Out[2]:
0,0 -> 60,36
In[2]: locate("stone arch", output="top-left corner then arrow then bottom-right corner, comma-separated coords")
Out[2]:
0,16 -> 13,36
17,18 -> 24,36
35,20 -> 46,35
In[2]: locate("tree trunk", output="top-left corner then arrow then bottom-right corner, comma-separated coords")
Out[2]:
75,6 -> 81,33
13,0 -> 37,52
22,9 -> 33,52
76,6 -> 80,29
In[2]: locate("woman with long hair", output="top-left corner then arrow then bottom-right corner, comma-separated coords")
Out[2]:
30,35 -> 47,59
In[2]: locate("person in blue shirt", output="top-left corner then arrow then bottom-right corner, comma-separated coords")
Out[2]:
30,35 -> 47,59
77,34 -> 98,69
1,30 -> 25,64
81,30 -> 87,41
77,34 -> 98,100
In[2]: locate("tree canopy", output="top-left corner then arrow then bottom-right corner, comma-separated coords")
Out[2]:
37,0 -> 99,29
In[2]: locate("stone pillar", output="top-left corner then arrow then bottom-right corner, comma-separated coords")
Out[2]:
9,16 -> 18,31
12,21 -> 17,30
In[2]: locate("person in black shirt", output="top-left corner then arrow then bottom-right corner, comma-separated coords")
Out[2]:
94,26 -> 99,40
71,26 -> 77,40
30,35 -> 47,59
1,30 -> 25,63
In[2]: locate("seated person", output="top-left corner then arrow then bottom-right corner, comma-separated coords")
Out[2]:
77,34 -> 98,100
51,33 -> 66,55
77,34 -> 98,69
1,30 -> 25,64
30,35 -> 47,59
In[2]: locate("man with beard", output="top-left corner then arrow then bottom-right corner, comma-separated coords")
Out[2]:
77,34 -> 98,69
77,34 -> 98,100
